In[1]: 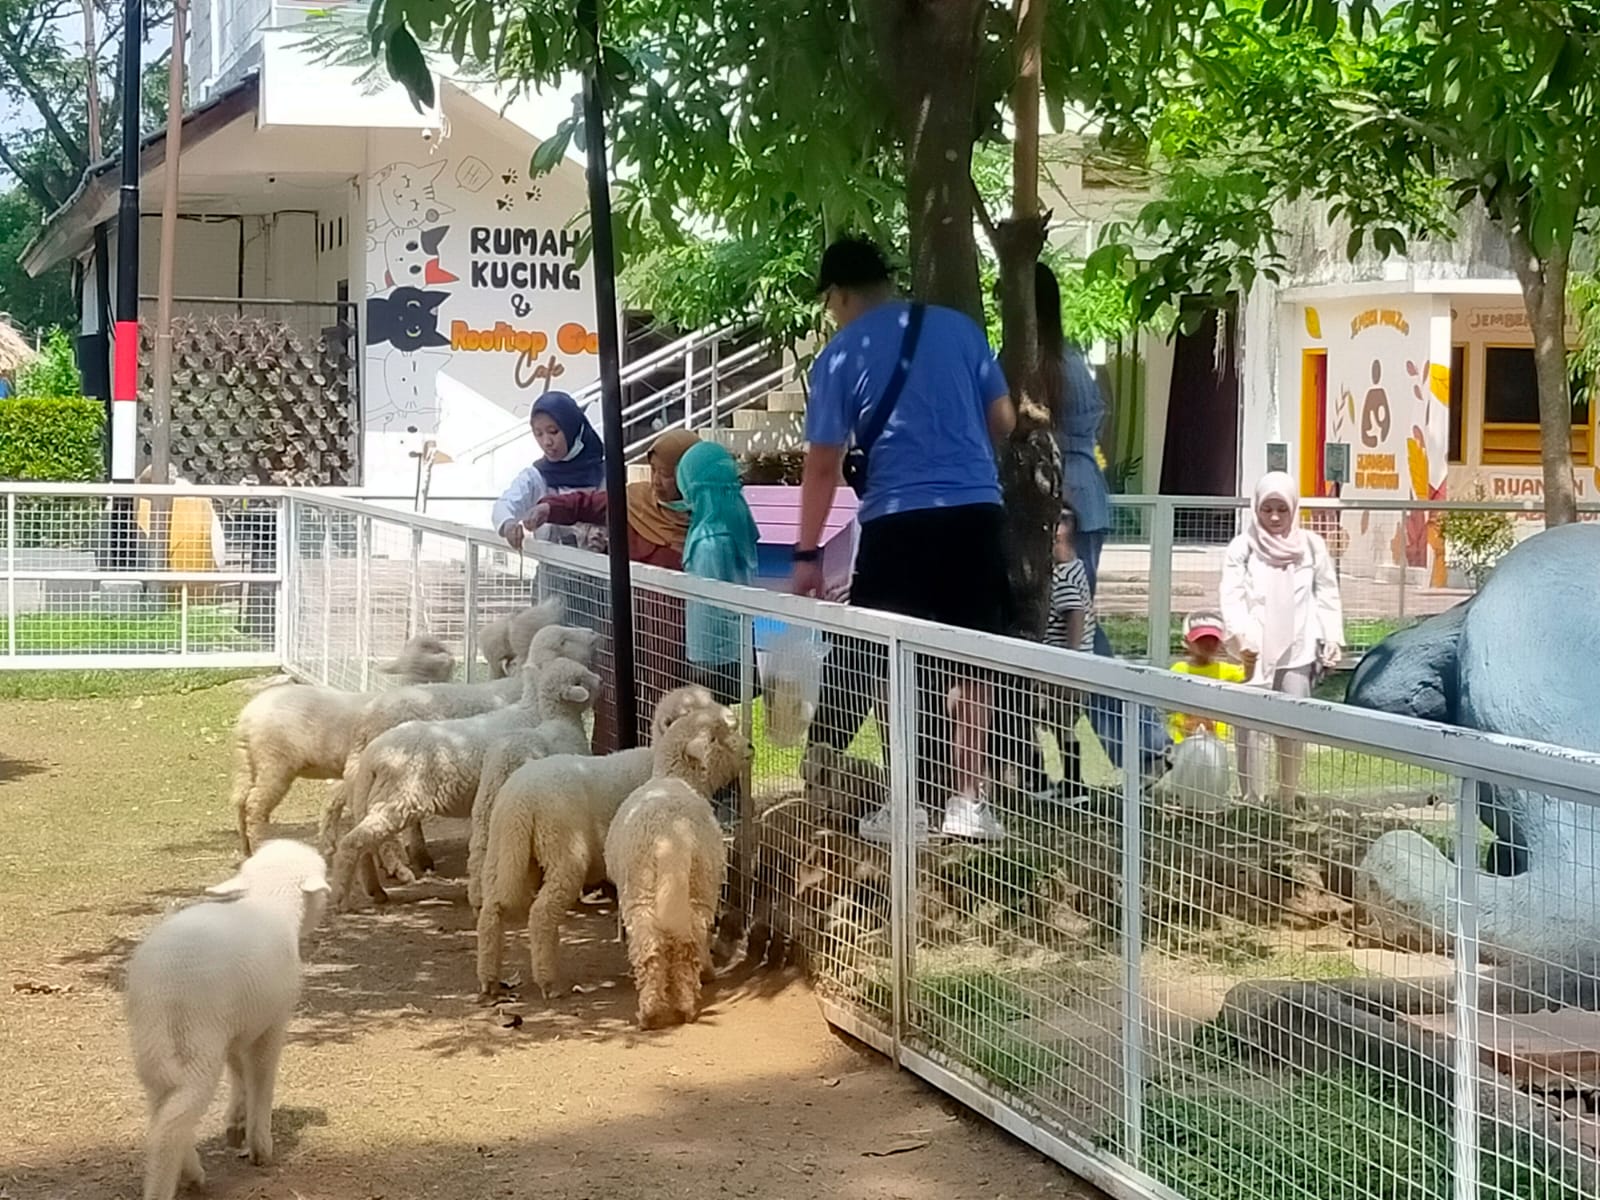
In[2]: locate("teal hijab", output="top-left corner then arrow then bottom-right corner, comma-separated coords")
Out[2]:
677,440 -> 759,582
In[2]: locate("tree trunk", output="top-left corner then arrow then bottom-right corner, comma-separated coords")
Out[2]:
867,0 -> 986,321
1505,217 -> 1579,527
990,0 -> 1058,640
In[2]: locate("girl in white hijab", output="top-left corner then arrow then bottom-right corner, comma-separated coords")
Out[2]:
1220,471 -> 1344,805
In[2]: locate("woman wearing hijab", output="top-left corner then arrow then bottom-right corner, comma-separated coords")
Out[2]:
523,429 -> 698,567
490,391 -> 606,550
676,440 -> 760,704
1220,471 -> 1344,806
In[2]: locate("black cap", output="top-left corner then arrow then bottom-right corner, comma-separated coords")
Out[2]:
816,236 -> 893,295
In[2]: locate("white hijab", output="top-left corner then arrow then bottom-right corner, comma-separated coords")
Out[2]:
1247,471 -> 1308,672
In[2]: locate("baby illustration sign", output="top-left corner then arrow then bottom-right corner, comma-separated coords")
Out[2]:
363,142 -> 598,439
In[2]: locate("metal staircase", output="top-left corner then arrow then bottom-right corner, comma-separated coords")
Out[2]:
456,322 -> 808,469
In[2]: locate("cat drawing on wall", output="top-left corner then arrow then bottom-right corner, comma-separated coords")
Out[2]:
383,226 -> 458,289
367,286 -> 452,432
373,161 -> 455,231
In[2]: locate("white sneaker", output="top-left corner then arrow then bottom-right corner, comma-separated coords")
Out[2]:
942,794 -> 1008,841
858,804 -> 930,845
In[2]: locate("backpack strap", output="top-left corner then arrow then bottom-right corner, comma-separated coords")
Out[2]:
855,303 -> 926,455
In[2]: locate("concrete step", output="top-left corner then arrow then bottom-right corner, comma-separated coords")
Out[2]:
764,389 -> 808,413
732,409 -> 805,434
706,426 -> 807,457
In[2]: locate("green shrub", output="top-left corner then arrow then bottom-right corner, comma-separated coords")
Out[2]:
1441,483 -> 1516,589
0,395 -> 103,482
15,327 -> 82,398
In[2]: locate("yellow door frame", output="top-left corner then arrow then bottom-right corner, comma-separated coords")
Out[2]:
1300,348 -> 1328,497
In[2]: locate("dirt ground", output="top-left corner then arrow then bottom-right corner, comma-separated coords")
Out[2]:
0,676 -> 1104,1200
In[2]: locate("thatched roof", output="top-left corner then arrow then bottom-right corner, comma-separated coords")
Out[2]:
0,316 -> 37,376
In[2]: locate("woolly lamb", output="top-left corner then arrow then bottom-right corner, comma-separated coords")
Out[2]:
231,636 -> 455,856
478,604 -> 551,678
605,705 -> 752,1028
474,684 -> 719,1000
317,600 -> 565,871
466,682 -> 718,912
329,629 -> 600,909
125,840 -> 329,1200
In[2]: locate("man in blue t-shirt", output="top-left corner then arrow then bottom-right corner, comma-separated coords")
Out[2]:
792,236 -> 1016,844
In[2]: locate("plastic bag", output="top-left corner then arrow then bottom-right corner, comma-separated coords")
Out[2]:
1152,728 -> 1233,812
762,626 -> 825,748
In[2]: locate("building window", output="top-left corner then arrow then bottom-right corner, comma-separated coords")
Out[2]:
1448,344 -> 1464,464
1481,345 -> 1591,465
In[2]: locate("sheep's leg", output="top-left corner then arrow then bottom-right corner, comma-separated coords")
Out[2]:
331,806 -> 409,911
239,1024 -> 285,1166
180,1146 -> 205,1186
316,782 -> 348,856
230,746 -> 257,858
142,1077 -> 216,1200
670,939 -> 703,1024
223,1051 -> 247,1147
631,926 -> 677,1030
376,836 -> 416,885
242,764 -> 296,858
403,821 -> 434,873
526,862 -> 585,999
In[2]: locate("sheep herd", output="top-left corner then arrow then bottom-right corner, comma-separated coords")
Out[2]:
126,598 -> 753,1200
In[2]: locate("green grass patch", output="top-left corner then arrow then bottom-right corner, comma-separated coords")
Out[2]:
0,605 -> 263,656
1135,1067 -> 1581,1200
0,667 -> 269,700
909,967 -> 1044,1094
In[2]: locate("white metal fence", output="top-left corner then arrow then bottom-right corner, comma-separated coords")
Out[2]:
271,488 -> 1600,1200
0,483 -> 284,669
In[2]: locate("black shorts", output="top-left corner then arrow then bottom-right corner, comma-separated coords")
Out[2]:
850,503 -> 1010,634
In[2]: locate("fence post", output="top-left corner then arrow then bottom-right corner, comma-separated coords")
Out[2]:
274,495 -> 292,672
179,584 -> 190,658
888,637 -> 916,1069
1397,509 -> 1410,622
319,512 -> 333,687
356,513 -> 371,692
708,335 -> 721,428
5,493 -> 15,660
463,536 -> 480,682
1121,696 -> 1146,1163
734,612 -> 757,923
682,342 -> 696,429
407,526 -> 423,640
1146,498 -> 1175,667
1452,775 -> 1481,1200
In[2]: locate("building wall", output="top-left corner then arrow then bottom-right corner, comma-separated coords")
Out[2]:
358,96 -> 599,504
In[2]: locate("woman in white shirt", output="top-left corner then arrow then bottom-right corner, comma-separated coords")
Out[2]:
1220,471 -> 1344,806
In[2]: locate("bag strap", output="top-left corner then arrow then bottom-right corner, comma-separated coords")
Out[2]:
856,303 -> 926,455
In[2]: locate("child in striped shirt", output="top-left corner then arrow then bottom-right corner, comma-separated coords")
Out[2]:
1037,508 -> 1097,803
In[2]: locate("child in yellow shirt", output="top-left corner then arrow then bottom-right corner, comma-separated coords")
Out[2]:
1169,611 -> 1246,743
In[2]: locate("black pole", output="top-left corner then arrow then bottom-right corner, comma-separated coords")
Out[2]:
579,0 -> 638,749
114,0 -> 141,405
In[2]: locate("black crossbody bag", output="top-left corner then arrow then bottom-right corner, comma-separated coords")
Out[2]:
842,302 -> 926,498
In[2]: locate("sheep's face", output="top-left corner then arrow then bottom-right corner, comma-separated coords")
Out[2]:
538,658 -> 602,713
380,634 -> 455,683
665,705 -> 752,794
526,624 -> 599,669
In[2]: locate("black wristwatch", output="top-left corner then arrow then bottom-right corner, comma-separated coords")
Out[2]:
792,547 -> 821,563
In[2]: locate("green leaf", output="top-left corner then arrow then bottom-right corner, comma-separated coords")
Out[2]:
384,27 -> 434,110
470,4 -> 492,64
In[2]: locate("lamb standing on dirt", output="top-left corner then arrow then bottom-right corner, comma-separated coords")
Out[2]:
232,635 -> 455,856
606,705 -> 752,1028
465,663 -> 609,912
318,600 -> 564,872
478,604 -> 551,679
125,840 -> 329,1200
474,685 -> 719,1000
329,625 -> 600,909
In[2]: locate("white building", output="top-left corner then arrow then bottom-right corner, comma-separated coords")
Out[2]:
23,10 -> 603,507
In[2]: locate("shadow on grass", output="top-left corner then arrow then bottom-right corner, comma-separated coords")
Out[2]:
0,750 -> 49,784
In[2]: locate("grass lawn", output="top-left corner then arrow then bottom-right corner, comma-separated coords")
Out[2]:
0,605 -> 264,657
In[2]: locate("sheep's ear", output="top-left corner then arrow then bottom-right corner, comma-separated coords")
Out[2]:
685,729 -> 714,767
206,872 -> 249,897
302,876 -> 331,896
562,684 -> 591,703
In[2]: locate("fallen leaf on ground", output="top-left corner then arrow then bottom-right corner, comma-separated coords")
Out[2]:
862,1138 -> 930,1157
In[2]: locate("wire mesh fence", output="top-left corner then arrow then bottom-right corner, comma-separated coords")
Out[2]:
278,489 -> 1600,1200
1,483 -> 284,667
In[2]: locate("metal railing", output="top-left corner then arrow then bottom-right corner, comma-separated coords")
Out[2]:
277,488 -> 1600,1200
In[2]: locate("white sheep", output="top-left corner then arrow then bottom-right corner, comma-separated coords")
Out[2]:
329,629 -> 600,909
317,599 -> 565,873
605,705 -> 752,1028
124,840 -> 329,1200
464,681 -> 713,915
232,636 -> 455,856
474,684 -> 719,1001
477,604 -> 551,679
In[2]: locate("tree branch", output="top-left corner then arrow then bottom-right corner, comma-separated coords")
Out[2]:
0,137 -> 66,209
0,34 -> 87,171
970,174 -> 1000,250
